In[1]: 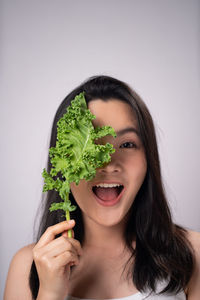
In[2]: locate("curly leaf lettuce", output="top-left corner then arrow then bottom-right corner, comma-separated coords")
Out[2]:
42,92 -> 116,236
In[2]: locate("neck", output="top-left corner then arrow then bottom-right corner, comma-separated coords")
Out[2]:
82,215 -> 128,252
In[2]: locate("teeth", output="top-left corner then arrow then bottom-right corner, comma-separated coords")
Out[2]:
95,183 -> 122,188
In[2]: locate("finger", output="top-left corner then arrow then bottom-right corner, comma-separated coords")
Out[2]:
67,238 -> 83,256
62,229 -> 75,238
35,220 -> 75,249
54,250 -> 80,268
40,236 -> 82,258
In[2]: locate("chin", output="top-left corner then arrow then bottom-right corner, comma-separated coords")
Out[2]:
85,210 -> 127,228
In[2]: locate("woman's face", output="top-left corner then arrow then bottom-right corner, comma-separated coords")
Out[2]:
70,99 -> 147,227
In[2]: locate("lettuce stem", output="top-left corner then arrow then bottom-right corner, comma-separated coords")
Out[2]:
65,204 -> 72,238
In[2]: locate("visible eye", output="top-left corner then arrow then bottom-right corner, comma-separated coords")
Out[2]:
120,142 -> 137,149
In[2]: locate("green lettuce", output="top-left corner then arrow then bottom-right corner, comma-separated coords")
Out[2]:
42,92 -> 116,236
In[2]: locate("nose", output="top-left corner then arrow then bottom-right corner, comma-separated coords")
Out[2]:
98,153 -> 121,174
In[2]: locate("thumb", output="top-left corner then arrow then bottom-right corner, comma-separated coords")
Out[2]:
62,229 -> 75,238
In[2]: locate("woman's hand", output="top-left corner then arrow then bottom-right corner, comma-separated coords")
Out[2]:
33,220 -> 82,300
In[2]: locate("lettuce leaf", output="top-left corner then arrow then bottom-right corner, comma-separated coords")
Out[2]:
42,92 -> 116,233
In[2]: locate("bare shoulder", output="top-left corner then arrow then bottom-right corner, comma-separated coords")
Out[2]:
12,243 -> 35,262
186,229 -> 200,250
8,243 -> 35,273
4,243 -> 36,300
185,229 -> 200,299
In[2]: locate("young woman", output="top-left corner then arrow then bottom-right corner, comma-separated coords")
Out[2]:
4,76 -> 200,300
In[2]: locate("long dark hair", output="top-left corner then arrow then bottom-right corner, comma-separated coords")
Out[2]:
29,75 -> 194,299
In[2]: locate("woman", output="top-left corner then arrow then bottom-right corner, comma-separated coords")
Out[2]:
4,76 -> 200,299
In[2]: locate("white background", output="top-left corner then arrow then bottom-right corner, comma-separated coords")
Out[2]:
1,0 -> 200,298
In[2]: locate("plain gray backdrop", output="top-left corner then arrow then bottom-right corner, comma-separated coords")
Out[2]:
1,0 -> 200,298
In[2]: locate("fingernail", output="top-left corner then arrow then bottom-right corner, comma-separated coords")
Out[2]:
68,219 -> 75,225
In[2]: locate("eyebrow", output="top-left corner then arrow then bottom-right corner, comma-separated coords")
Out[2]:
116,127 -> 139,137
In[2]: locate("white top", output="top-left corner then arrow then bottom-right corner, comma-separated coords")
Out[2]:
66,281 -> 186,300
66,290 -> 186,300
66,291 -> 186,300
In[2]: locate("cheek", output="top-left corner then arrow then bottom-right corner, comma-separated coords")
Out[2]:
139,160 -> 147,184
140,158 -> 147,180
129,157 -> 147,185
70,181 -> 89,206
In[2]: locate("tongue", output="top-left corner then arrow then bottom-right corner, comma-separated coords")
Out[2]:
95,187 -> 119,201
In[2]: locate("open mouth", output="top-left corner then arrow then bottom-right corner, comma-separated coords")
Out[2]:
92,183 -> 124,202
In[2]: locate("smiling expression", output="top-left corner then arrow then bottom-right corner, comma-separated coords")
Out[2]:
70,99 -> 147,227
